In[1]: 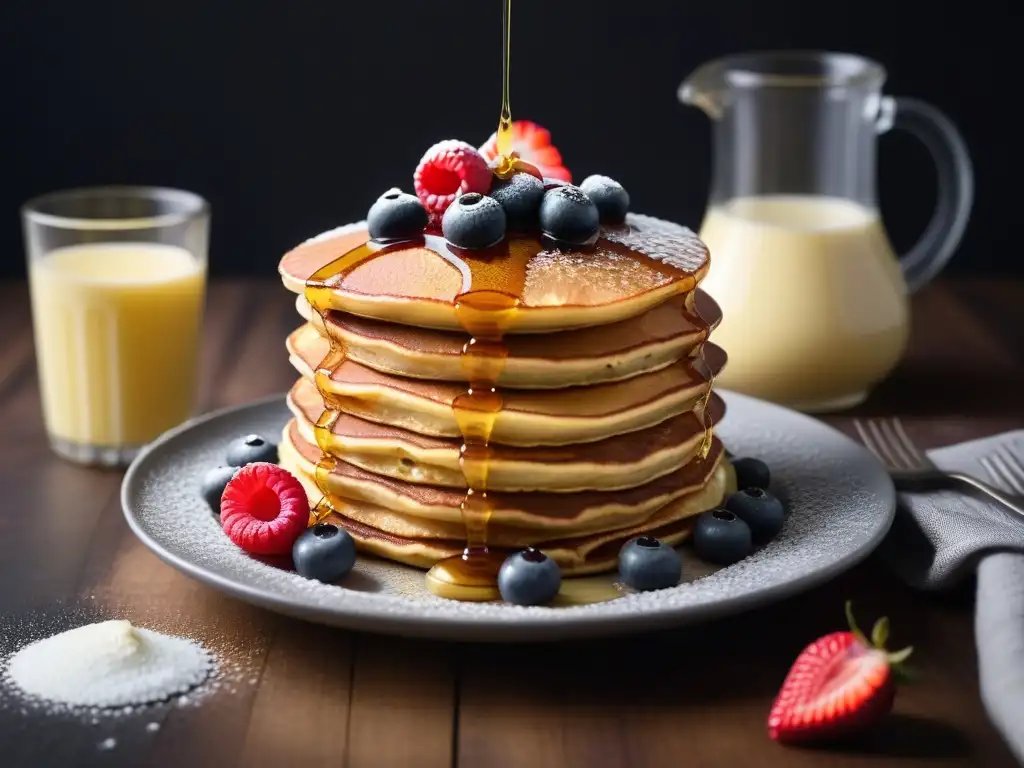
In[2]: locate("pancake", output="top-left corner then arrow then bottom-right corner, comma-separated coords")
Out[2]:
295,290 -> 723,388
286,377 -> 726,492
288,324 -> 727,446
279,214 -> 710,333
279,418 -> 724,537
304,461 -> 730,575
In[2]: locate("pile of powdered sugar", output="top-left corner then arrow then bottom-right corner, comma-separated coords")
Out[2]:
3,619 -> 214,710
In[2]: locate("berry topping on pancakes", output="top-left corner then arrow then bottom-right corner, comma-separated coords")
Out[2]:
539,185 -> 600,245
367,188 -> 429,241
480,120 -> 572,182
580,175 -> 630,224
442,193 -> 507,249
364,122 -> 630,249
489,171 -> 545,230
414,140 -> 492,222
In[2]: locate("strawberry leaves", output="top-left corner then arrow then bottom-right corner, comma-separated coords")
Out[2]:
845,600 -> 914,669
871,615 -> 890,647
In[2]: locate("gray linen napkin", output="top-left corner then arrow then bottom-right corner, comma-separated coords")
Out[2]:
878,430 -> 1024,763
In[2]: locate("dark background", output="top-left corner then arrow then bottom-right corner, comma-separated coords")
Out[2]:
1,0 -> 1017,278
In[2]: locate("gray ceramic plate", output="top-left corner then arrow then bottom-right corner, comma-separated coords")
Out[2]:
122,391 -> 895,642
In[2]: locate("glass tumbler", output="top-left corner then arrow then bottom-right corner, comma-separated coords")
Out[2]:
22,186 -> 209,467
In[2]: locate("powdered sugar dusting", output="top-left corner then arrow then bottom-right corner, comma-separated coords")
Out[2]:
556,185 -> 593,207
525,247 -> 674,305
602,213 -> 708,274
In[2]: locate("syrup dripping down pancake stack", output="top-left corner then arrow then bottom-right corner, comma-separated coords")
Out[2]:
279,221 -> 729,579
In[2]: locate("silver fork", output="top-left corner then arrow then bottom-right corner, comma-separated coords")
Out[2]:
981,447 -> 1024,498
853,417 -> 1024,522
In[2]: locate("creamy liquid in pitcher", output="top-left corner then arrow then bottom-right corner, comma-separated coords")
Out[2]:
699,195 -> 909,411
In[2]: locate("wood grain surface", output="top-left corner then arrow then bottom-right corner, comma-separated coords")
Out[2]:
0,278 -> 1021,768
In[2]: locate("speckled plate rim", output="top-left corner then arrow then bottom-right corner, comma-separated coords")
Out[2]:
122,391 -> 896,642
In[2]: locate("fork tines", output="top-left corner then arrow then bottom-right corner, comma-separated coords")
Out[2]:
980,447 -> 1024,495
853,418 -> 930,471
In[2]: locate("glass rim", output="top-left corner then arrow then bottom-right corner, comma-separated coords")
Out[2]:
709,50 -> 887,89
21,185 -> 209,232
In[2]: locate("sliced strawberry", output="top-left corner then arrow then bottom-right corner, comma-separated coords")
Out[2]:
767,603 -> 913,744
479,120 -> 572,182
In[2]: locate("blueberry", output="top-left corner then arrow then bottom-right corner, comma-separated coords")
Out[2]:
200,465 -> 238,514
539,185 -> 600,245
226,434 -> 278,467
498,548 -> 561,606
489,172 -> 544,230
618,536 -> 682,591
442,193 -> 507,249
725,488 -> 785,543
580,175 -> 630,223
692,509 -> 753,565
732,457 -> 771,490
542,177 -> 569,190
367,188 -> 428,241
292,523 -> 357,582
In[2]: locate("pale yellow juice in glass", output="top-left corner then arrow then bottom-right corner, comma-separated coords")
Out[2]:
29,243 -> 206,448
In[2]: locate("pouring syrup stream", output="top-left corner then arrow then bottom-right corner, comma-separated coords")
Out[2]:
497,0 -> 512,159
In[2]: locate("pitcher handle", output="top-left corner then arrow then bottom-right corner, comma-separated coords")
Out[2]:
879,96 -> 974,293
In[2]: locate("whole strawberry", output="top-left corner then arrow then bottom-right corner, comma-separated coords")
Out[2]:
767,602 -> 913,744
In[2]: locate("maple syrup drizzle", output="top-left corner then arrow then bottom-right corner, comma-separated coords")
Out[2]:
688,281 -> 715,460
496,0 -> 512,158
422,1 -> 527,600
492,0 -> 530,180
304,239 -> 410,523
424,238 -> 531,601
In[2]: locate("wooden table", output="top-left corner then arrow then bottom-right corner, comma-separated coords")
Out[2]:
0,278 -> 1021,768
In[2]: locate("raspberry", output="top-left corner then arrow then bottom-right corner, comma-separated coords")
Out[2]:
220,462 -> 310,555
413,140 -> 492,222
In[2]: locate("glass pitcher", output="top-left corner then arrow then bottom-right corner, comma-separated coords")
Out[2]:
680,51 -> 973,412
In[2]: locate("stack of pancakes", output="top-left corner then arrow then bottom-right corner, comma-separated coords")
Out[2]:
277,215 -> 731,576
